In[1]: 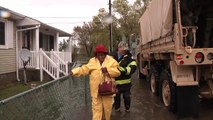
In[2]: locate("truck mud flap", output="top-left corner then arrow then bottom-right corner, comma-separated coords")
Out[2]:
177,85 -> 199,119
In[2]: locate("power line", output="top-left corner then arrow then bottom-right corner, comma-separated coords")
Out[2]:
33,17 -> 92,19
46,22 -> 87,24
46,21 -> 104,24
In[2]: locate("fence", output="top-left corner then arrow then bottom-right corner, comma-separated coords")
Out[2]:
0,75 -> 91,120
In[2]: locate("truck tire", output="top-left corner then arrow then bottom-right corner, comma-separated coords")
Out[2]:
137,60 -> 147,80
138,69 -> 146,80
160,69 -> 176,113
149,67 -> 159,96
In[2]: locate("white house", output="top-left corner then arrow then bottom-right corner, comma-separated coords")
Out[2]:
0,6 -> 72,84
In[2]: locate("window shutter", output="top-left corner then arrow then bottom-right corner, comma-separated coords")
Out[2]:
6,20 -> 14,48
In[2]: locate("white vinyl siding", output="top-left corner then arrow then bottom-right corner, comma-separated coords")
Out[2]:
0,49 -> 16,74
0,21 -> 16,74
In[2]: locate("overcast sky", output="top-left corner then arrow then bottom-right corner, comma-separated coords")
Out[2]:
0,0 -> 135,33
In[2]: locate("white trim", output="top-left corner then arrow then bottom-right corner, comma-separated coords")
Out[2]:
6,20 -> 14,48
0,19 -> 6,48
55,32 -> 59,51
0,45 -> 8,49
35,28 -> 39,69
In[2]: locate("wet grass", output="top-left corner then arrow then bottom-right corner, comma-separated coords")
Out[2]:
0,83 -> 30,100
0,81 -> 49,101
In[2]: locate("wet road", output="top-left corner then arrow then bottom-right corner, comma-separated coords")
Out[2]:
111,73 -> 213,120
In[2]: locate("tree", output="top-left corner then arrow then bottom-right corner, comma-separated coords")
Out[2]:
71,23 -> 93,57
92,8 -> 121,51
107,0 -> 150,57
59,39 -> 68,51
70,0 -> 151,57
71,8 -> 120,56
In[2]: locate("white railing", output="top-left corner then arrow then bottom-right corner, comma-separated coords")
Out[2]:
19,51 -> 38,68
54,50 -> 71,63
40,49 -> 59,80
18,49 -> 70,81
50,50 -> 68,75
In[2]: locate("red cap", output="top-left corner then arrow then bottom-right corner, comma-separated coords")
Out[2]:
95,45 -> 108,53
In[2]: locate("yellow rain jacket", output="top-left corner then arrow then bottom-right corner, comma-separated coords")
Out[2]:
71,55 -> 120,98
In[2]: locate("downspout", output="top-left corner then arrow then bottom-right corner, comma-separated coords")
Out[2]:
16,25 -> 40,81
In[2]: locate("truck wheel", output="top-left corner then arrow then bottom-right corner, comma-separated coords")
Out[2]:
162,79 -> 171,107
137,61 -> 146,80
138,69 -> 146,80
150,71 -> 159,95
160,70 -> 176,112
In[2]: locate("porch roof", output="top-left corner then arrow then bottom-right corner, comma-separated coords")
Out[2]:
40,23 -> 71,37
0,6 -> 71,37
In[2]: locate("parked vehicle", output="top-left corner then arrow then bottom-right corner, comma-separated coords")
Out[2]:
137,0 -> 213,118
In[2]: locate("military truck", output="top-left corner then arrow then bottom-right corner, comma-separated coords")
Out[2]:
137,0 -> 213,117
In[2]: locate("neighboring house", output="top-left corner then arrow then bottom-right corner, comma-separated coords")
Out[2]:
0,6 -> 72,84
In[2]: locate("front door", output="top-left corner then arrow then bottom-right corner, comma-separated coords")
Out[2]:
39,32 -> 54,51
22,30 -> 33,50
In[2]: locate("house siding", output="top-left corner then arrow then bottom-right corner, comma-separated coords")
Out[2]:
0,23 -> 16,75
0,49 -> 16,74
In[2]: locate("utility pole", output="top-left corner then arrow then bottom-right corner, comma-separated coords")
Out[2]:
109,0 -> 113,52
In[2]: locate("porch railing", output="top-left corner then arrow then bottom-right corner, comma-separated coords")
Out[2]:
19,51 -> 38,69
50,50 -> 68,75
40,49 -> 59,80
19,49 -> 70,81
54,50 -> 71,63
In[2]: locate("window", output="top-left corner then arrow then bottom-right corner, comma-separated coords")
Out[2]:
39,32 -> 54,51
0,19 -> 13,49
0,21 -> 5,45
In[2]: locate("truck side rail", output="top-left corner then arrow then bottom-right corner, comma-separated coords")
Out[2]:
140,34 -> 175,54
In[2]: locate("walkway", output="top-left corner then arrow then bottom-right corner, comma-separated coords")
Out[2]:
0,73 -> 213,120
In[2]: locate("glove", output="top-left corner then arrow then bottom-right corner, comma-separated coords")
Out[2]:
118,67 -> 126,72
101,67 -> 108,73
118,67 -> 126,75
70,71 -> 73,76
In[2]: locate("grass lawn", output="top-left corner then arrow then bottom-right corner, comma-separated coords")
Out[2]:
0,81 -> 48,101
0,84 -> 30,100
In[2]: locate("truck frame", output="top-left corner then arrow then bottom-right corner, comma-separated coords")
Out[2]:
137,0 -> 213,118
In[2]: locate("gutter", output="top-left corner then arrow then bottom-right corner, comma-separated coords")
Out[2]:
16,25 -> 40,81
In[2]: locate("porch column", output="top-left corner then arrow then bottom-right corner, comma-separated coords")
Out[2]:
19,32 -> 23,50
35,28 -> 39,69
55,32 -> 60,79
69,36 -> 72,62
55,32 -> 59,51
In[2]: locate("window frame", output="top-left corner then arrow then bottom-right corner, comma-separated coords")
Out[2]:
0,19 -> 6,48
0,18 -> 14,49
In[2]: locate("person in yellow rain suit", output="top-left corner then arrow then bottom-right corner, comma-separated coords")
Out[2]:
70,44 -> 120,120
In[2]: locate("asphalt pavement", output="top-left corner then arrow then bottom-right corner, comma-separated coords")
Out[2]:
110,73 -> 213,120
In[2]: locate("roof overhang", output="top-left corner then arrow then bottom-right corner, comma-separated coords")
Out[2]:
1,6 -> 71,37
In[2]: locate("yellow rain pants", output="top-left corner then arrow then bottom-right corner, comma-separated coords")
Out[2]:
92,95 -> 113,120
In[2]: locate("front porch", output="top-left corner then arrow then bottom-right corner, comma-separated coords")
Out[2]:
16,17 -> 72,82
19,49 -> 71,81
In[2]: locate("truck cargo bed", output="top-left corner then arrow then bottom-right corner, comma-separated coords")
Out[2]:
140,35 -> 175,54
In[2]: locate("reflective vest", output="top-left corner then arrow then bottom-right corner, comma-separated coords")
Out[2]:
116,54 -> 137,85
